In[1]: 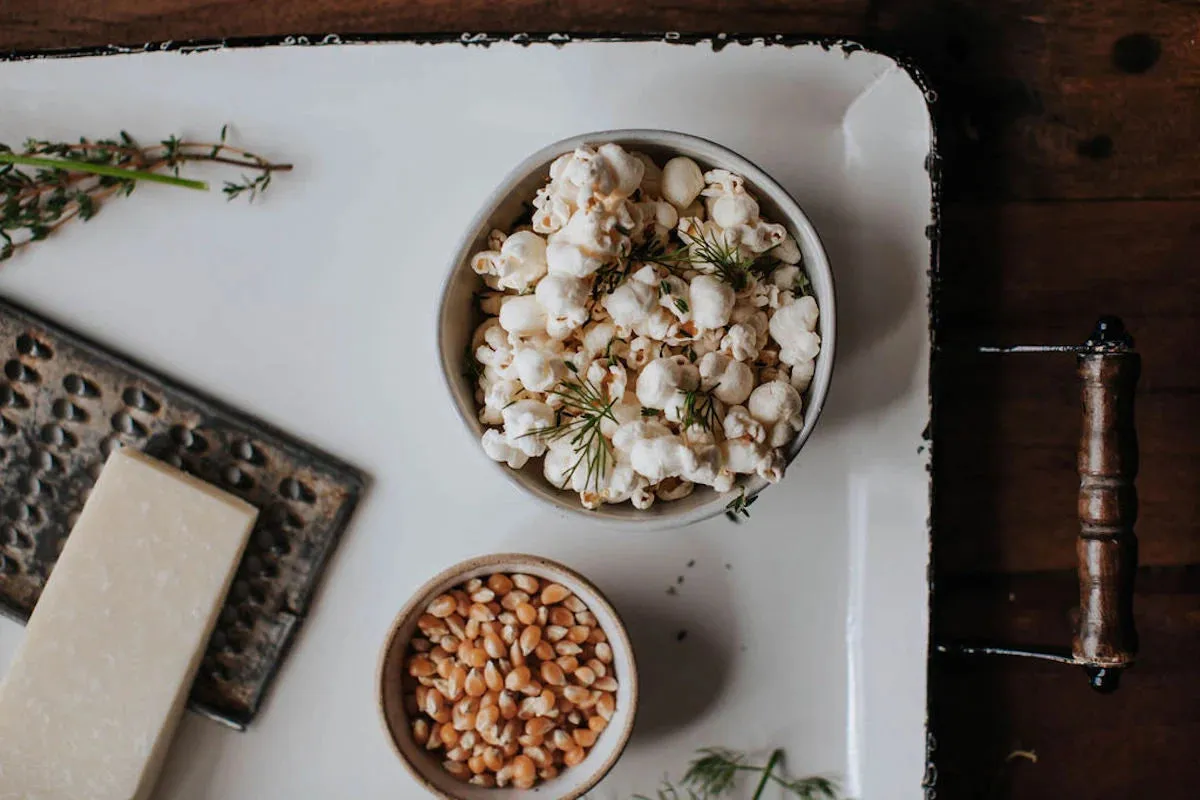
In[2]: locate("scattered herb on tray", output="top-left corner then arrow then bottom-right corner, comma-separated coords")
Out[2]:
617,747 -> 842,800
0,128 -> 292,262
725,487 -> 758,522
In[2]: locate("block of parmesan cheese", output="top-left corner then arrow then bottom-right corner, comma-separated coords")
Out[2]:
0,448 -> 257,800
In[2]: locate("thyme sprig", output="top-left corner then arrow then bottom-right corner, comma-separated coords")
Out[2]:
520,374 -> 619,492
0,128 -> 291,262
629,748 -> 842,800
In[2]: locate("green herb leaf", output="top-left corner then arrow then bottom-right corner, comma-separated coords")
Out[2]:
0,131 -> 290,263
620,747 -> 843,800
682,388 -> 721,434
519,377 -> 619,493
725,487 -> 758,522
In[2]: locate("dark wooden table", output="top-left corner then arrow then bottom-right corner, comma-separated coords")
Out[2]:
2,2 -> 1196,797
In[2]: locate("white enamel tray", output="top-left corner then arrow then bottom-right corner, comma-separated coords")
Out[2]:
0,36 -> 934,800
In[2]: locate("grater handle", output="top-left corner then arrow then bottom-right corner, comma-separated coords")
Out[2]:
1074,317 -> 1140,690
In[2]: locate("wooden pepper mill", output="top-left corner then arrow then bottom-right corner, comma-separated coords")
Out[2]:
939,316 -> 1140,692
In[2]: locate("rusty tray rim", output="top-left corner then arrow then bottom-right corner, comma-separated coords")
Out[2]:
0,31 -> 939,790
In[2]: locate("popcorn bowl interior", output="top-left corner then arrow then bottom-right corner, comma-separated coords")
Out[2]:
378,554 -> 638,800
437,129 -> 835,528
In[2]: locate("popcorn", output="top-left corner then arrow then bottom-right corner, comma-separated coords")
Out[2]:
471,231 -> 549,293
790,357 -> 816,393
604,269 -> 658,329
535,274 -> 590,337
482,429 -> 529,469
698,352 -> 755,405
662,156 -> 705,209
481,378 -> 522,425
702,169 -> 759,229
721,438 -> 785,483
502,400 -> 556,457
629,434 -> 693,482
689,275 -> 736,331
636,356 -> 699,410
513,347 -> 565,393
631,152 -> 663,198
720,323 -> 760,362
723,405 -> 766,443
499,295 -> 548,336
768,295 -> 821,366
747,380 -> 805,448
468,142 -> 822,510
772,234 -> 802,265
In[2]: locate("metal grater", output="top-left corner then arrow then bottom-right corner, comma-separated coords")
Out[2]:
0,296 -> 366,729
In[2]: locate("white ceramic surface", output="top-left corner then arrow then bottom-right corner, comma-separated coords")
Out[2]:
439,128 -> 836,528
0,39 -> 933,800
378,554 -> 638,800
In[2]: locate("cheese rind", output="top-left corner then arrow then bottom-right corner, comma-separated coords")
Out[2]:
0,448 -> 258,800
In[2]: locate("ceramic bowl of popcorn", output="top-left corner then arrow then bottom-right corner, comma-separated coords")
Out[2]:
438,130 -> 834,527
378,554 -> 638,799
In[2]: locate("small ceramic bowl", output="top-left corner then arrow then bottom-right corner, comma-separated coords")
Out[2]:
437,129 -> 836,528
378,554 -> 638,799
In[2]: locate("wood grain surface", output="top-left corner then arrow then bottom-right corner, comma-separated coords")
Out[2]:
2,2 -> 1197,798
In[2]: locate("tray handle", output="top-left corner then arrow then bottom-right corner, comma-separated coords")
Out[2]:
1074,317 -> 1140,690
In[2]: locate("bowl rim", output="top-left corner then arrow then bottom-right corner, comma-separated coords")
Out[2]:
436,128 -> 837,529
376,552 -> 639,800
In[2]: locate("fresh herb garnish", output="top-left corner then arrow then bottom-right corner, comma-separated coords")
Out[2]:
682,388 -> 721,433
641,407 -> 660,417
0,129 -> 291,262
679,227 -> 774,291
520,377 -> 619,492
593,237 -> 693,298
725,487 -> 758,522
675,297 -> 690,314
795,270 -> 814,297
629,748 -> 841,800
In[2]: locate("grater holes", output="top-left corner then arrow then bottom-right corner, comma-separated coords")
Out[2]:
62,373 -> 99,397
15,334 -> 52,359
170,425 -> 208,453
5,522 -> 34,548
111,411 -> 147,438
223,465 -> 254,491
51,398 -> 87,422
121,387 -> 161,414
4,360 -> 37,383
233,439 -> 265,465
39,424 -> 76,449
0,385 -> 28,409
20,474 -> 42,497
279,477 -> 315,504
99,435 -> 123,458
29,449 -> 57,473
